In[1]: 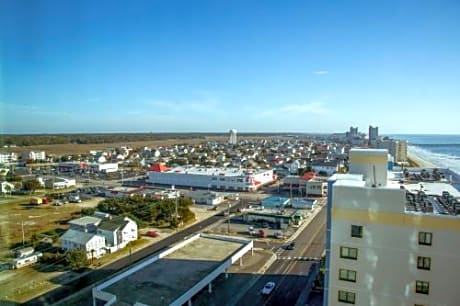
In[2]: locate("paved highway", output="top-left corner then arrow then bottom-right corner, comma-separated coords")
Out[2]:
236,207 -> 326,306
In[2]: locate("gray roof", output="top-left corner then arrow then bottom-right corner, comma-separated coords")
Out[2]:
60,229 -> 104,245
98,216 -> 129,232
68,216 -> 102,227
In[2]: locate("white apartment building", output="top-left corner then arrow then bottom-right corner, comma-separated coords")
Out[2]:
324,148 -> 460,306
146,165 -> 274,192
21,151 -> 46,161
378,139 -> 408,164
0,152 -> 18,163
229,129 -> 238,145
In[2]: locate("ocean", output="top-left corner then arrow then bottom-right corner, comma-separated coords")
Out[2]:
391,134 -> 460,177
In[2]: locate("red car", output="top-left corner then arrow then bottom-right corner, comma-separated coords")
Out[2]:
145,230 -> 160,237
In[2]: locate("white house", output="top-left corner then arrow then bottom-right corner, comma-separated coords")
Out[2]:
1,181 -> 15,195
311,160 -> 340,176
97,216 -> 138,253
60,229 -> 106,259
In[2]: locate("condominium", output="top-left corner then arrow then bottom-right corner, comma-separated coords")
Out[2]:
324,148 -> 460,305
229,129 -> 238,145
368,125 -> 378,147
378,139 -> 408,164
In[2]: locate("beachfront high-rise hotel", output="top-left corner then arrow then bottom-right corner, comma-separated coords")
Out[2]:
324,148 -> 460,305
368,125 -> 378,147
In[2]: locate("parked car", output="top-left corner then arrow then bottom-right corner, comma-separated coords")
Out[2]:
258,229 -> 266,238
261,282 -> 276,295
274,232 -> 283,239
145,230 -> 160,237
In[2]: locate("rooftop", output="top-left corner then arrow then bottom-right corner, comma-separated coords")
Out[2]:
68,216 -> 101,227
60,229 -> 102,245
101,235 -> 250,306
156,166 -> 270,177
98,216 -> 130,232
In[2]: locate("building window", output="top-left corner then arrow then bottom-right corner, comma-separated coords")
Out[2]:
417,256 -> 431,270
339,269 -> 357,282
418,232 -> 432,246
340,247 -> 358,260
351,225 -> 363,238
415,281 -> 430,294
338,290 -> 356,304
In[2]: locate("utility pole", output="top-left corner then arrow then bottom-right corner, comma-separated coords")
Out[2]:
227,203 -> 231,234
21,221 -> 25,245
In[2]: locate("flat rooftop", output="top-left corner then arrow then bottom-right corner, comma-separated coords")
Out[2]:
103,236 -> 246,306
161,166 -> 269,177
245,207 -> 298,217
333,173 -> 460,217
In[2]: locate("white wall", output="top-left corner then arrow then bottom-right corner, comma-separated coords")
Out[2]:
328,184 -> 460,306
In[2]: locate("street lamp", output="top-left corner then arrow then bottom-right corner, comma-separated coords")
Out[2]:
227,203 -> 231,234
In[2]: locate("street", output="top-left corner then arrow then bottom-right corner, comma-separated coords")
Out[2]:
236,207 -> 326,306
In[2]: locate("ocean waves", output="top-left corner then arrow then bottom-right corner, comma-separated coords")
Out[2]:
409,145 -> 460,175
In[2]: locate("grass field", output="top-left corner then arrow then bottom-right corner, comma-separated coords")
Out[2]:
0,200 -> 84,257
3,135 -> 272,155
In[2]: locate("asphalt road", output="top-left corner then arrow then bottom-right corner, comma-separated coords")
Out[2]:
25,213 -> 228,306
236,207 -> 326,306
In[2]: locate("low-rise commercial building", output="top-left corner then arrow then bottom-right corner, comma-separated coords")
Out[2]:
147,164 -> 274,192
92,234 -> 253,306
184,190 -> 225,205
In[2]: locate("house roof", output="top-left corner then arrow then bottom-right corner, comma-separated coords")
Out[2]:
98,216 -> 130,232
60,229 -> 103,245
300,171 -> 316,181
68,216 -> 102,227
148,163 -> 171,172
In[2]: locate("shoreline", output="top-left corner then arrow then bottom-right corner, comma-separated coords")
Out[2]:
407,152 -> 438,168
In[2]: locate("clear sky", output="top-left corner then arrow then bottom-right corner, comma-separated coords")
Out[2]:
1,0 -> 460,134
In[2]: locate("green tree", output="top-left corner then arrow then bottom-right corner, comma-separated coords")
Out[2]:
81,207 -> 96,216
65,249 -> 90,271
24,179 -> 41,194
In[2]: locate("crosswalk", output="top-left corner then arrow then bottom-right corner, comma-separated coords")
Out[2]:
277,256 -> 320,261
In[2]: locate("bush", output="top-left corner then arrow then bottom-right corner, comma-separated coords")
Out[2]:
65,249 -> 90,271
81,207 -> 96,216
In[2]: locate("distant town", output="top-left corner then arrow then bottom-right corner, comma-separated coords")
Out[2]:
0,127 -> 458,306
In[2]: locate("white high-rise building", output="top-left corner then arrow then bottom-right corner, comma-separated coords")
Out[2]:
378,139 -> 408,164
229,129 -> 237,145
324,148 -> 460,306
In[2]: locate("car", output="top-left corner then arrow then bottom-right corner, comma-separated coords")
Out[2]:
286,242 -> 296,250
261,281 -> 276,295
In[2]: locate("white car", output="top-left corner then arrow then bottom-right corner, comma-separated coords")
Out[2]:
261,281 -> 276,295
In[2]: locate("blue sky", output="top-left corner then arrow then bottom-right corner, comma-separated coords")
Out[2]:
1,0 -> 460,134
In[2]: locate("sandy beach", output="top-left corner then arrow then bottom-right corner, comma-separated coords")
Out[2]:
407,151 -> 438,168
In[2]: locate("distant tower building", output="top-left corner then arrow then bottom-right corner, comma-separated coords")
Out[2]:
229,129 -> 237,145
368,125 -> 379,147
349,126 -> 358,138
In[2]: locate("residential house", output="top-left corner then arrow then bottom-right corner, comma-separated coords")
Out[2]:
60,229 -> 106,258
310,159 -> 340,176
97,216 -> 138,253
1,181 -> 15,195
